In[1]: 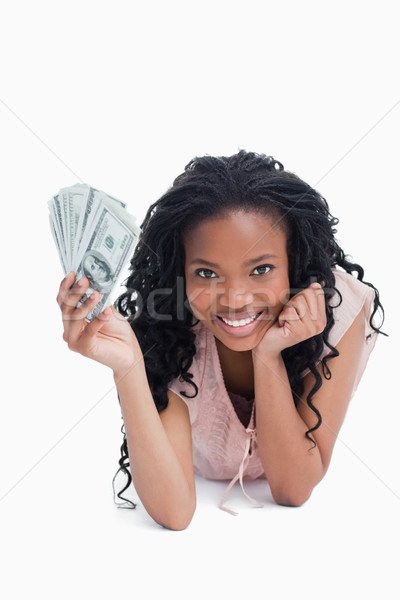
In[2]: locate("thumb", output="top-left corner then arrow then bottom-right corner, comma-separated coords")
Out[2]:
83,307 -> 112,337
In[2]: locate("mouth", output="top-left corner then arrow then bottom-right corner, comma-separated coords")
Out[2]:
215,310 -> 266,336
217,312 -> 262,327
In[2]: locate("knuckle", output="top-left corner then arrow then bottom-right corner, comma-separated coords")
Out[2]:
316,317 -> 326,334
67,340 -> 76,352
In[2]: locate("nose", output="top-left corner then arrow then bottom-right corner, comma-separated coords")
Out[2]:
218,284 -> 254,311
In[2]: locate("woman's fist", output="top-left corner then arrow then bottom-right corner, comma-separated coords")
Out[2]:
253,282 -> 327,360
57,272 -> 142,377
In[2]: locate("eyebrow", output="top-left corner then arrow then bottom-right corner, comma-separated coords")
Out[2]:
190,254 -> 278,268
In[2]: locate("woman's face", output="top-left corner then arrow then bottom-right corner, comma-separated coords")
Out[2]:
184,210 -> 290,352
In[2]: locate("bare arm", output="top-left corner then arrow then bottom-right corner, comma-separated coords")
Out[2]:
116,372 -> 196,529
57,273 -> 196,530
252,283 -> 367,506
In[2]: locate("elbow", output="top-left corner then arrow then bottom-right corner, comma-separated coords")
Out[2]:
270,467 -> 325,508
271,486 -> 313,508
158,512 -> 194,531
154,500 -> 197,531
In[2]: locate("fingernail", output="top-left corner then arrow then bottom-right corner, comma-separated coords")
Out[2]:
77,278 -> 85,287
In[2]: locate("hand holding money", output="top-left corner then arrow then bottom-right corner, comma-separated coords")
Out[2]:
49,184 -> 140,321
56,273 -> 143,376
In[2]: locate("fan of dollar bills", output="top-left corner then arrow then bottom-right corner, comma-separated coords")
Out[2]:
48,183 -> 140,321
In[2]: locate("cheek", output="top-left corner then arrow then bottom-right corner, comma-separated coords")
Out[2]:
254,281 -> 290,309
185,283 -> 213,317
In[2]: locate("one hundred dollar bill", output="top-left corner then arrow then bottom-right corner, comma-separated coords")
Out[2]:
49,184 -> 140,320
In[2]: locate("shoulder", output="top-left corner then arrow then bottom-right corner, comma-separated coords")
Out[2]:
327,269 -> 377,348
300,269 -> 379,388
163,389 -> 193,422
316,269 -> 379,396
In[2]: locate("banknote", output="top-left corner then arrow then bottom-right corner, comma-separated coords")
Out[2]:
49,184 -> 140,321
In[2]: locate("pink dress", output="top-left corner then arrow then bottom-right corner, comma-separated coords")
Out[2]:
168,270 -> 378,513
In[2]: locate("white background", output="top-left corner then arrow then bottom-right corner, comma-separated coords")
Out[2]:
1,1 -> 399,598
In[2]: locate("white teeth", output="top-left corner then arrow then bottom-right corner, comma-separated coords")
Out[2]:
221,313 -> 259,327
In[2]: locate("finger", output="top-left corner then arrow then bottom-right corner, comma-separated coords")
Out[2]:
77,307 -> 113,348
301,288 -> 319,322
313,283 -> 327,315
58,272 -> 79,345
293,284 -> 324,321
68,289 -> 103,322
95,305 -> 115,322
62,289 -> 102,349
286,296 -> 308,320
56,271 -> 75,307
294,286 -> 326,335
73,307 -> 117,358
60,277 -> 91,318
306,283 -> 327,327
278,305 -> 301,326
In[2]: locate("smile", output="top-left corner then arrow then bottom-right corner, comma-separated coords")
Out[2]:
218,313 -> 261,327
215,311 -> 265,336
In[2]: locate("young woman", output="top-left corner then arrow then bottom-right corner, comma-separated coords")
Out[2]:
57,150 -> 384,529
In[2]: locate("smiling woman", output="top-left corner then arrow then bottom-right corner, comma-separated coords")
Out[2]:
184,211 -> 290,351
57,150 -> 385,527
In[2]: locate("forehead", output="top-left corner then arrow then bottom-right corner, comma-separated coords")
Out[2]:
183,211 -> 287,262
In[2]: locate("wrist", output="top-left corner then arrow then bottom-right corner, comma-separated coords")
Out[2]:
252,348 -> 283,368
113,355 -> 146,385
252,351 -> 288,390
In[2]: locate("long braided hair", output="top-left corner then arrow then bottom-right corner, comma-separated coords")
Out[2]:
112,150 -> 385,507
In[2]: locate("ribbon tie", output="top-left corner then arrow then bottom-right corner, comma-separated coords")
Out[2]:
218,425 -> 264,516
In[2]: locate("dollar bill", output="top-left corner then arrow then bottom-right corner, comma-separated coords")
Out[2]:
49,184 -> 140,321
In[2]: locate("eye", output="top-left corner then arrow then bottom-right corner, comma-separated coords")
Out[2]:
251,264 -> 273,276
195,268 -> 217,279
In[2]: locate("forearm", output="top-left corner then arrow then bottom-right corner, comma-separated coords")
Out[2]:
114,365 -> 195,529
253,354 -> 324,506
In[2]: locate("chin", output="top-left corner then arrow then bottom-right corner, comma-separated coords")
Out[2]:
213,331 -> 260,353
208,315 -> 272,353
